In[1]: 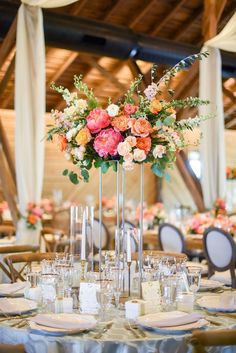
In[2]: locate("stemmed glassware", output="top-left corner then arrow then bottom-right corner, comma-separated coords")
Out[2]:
186,266 -> 202,297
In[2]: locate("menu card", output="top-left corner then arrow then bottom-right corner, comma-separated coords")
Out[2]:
141,280 -> 161,313
79,282 -> 100,314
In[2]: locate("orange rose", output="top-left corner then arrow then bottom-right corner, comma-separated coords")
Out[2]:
58,135 -> 67,152
149,99 -> 162,114
111,114 -> 129,132
166,107 -> 176,115
129,118 -> 152,137
136,137 -> 151,153
75,127 -> 92,145
27,214 -> 38,225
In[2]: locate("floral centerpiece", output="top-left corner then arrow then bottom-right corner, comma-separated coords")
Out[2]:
226,167 -> 236,180
47,52 -> 210,184
136,202 -> 166,228
213,198 -> 227,217
23,203 -> 44,230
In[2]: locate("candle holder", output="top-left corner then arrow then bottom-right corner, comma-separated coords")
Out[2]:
127,261 -> 132,298
80,260 -> 86,282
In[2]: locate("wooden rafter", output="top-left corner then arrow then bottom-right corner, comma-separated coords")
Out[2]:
0,54 -> 15,100
0,116 -> 16,185
150,0 -> 187,36
202,0 -> 227,40
0,16 -> 16,71
223,86 -> 236,106
129,0 -> 157,28
46,52 -> 78,86
173,6 -> 203,41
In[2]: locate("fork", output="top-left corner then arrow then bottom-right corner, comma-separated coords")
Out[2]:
124,322 -> 140,338
93,322 -> 113,339
129,323 -> 147,338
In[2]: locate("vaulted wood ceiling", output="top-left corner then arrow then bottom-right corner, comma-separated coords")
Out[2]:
0,0 -> 236,126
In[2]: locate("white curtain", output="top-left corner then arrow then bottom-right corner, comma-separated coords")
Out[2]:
199,12 -> 236,209
15,0 -> 78,245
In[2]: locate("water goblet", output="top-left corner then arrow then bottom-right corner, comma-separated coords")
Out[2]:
96,280 -> 111,321
186,266 -> 201,297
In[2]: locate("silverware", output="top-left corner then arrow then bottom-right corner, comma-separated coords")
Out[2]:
94,322 -> 113,339
124,322 -> 140,338
129,323 -> 147,338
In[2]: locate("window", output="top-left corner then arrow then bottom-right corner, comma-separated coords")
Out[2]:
188,151 -> 201,179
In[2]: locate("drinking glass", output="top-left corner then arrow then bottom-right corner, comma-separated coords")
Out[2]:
161,275 -> 178,311
96,280 -> 111,321
186,266 -> 201,296
110,267 -> 123,308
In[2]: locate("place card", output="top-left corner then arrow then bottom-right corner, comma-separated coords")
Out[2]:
79,282 -> 100,314
141,280 -> 161,313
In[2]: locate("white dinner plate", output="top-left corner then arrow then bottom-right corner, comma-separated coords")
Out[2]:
0,298 -> 37,315
197,295 -> 236,312
28,313 -> 97,336
0,283 -> 28,297
136,311 -> 208,334
199,279 -> 223,292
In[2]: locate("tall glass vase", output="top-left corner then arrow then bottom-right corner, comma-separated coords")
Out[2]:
98,162 -> 144,298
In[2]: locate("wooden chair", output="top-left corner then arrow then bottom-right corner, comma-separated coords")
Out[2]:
0,343 -> 25,353
187,328 -> 236,353
41,227 -> 67,252
203,227 -> 236,288
0,244 -> 39,281
0,225 -> 15,238
132,250 -> 187,262
4,252 -> 57,282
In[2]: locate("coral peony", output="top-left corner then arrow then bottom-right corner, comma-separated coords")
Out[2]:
58,135 -> 67,152
75,127 -> 92,145
123,104 -> 138,115
111,115 -> 129,132
86,108 -> 111,133
136,137 -> 151,154
129,118 -> 152,137
94,128 -> 123,158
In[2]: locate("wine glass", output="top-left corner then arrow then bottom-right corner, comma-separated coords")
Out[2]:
186,266 -> 201,296
110,267 -> 123,309
96,280 -> 111,321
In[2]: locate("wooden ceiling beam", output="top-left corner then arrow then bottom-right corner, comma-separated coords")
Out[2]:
225,114 -> 236,129
223,86 -> 236,105
129,0 -> 157,28
46,52 -> 78,86
150,0 -> 187,36
0,16 -> 16,71
0,54 -> 15,99
202,0 -> 227,40
173,6 -> 203,41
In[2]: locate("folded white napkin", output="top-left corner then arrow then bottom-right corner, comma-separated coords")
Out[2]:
30,313 -> 97,330
137,312 -> 203,328
220,293 -> 236,308
0,298 -> 37,314
0,283 -> 28,296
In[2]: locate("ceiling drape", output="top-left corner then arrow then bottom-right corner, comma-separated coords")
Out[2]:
15,0 -> 78,245
199,12 -> 236,209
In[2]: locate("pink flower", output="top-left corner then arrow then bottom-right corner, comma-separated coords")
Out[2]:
32,207 -> 43,217
94,128 -> 123,158
133,148 -> 146,162
123,104 -> 138,115
153,145 -> 166,159
117,141 -> 131,156
124,153 -> 133,162
125,136 -> 137,147
86,108 -> 111,133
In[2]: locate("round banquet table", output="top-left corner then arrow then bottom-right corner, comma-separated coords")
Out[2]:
0,295 -> 236,353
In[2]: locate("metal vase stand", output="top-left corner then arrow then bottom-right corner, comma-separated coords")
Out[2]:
98,161 -> 144,298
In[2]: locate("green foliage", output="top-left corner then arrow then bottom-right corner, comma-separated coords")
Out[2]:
124,74 -> 143,104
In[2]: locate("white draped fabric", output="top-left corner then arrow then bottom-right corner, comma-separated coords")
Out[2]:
15,0 -> 77,245
199,12 -> 236,209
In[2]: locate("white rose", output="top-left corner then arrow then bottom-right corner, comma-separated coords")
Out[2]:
107,104 -> 119,117
124,152 -> 133,162
66,127 -> 79,142
153,145 -> 166,159
125,136 -> 137,147
133,148 -> 146,162
117,141 -> 131,156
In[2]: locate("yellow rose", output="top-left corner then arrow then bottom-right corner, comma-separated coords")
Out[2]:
149,99 -> 162,114
75,127 -> 92,145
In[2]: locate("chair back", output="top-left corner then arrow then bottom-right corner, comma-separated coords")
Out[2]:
203,227 -> 236,287
0,344 -> 25,353
123,220 -> 138,253
4,252 -> 57,282
187,328 -> 236,353
52,207 -> 70,234
41,227 -> 65,252
93,219 -> 110,250
158,223 -> 185,253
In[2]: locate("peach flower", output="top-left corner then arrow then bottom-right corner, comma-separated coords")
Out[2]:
123,104 -> 138,115
149,99 -> 162,114
117,141 -> 131,156
86,108 -> 111,133
75,127 -> 92,145
133,148 -> 146,162
58,135 -> 67,152
125,136 -> 137,147
94,128 -> 123,158
136,137 -> 151,154
123,152 -> 133,162
111,114 -> 129,132
129,118 -> 152,137
153,145 -> 166,159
